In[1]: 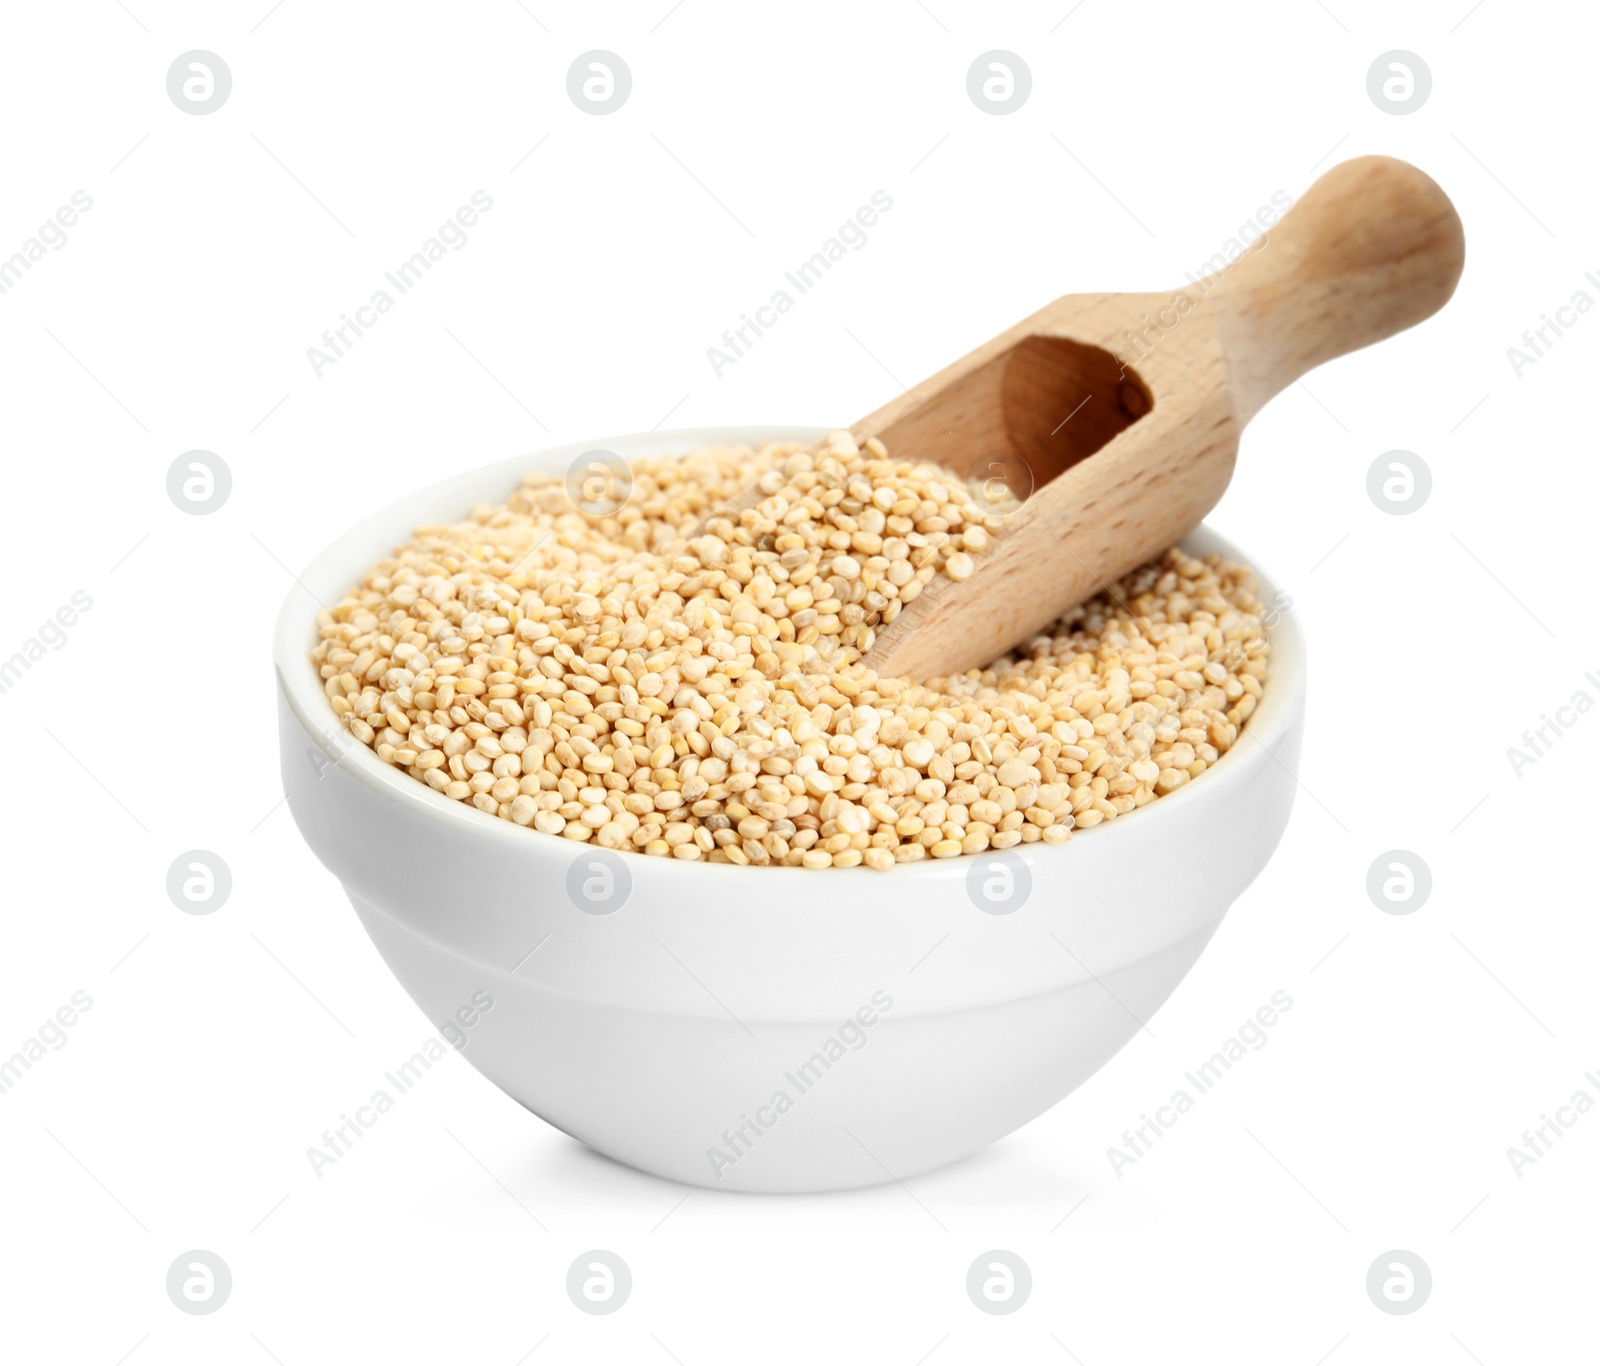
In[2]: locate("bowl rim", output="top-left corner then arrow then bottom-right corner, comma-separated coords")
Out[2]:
274,424 -> 1304,884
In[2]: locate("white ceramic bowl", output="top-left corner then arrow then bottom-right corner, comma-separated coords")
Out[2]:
275,426 -> 1304,1193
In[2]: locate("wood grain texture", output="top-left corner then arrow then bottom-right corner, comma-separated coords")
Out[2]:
715,157 -> 1466,678
861,304 -> 1240,678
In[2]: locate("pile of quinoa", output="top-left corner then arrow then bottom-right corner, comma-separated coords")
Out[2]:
311,432 -> 1270,869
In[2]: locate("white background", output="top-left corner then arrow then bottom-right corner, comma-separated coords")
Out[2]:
0,1 -> 1593,1361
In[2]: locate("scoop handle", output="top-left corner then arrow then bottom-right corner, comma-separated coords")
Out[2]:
1200,156 -> 1465,423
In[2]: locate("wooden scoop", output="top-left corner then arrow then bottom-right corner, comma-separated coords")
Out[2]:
737,156 -> 1464,678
